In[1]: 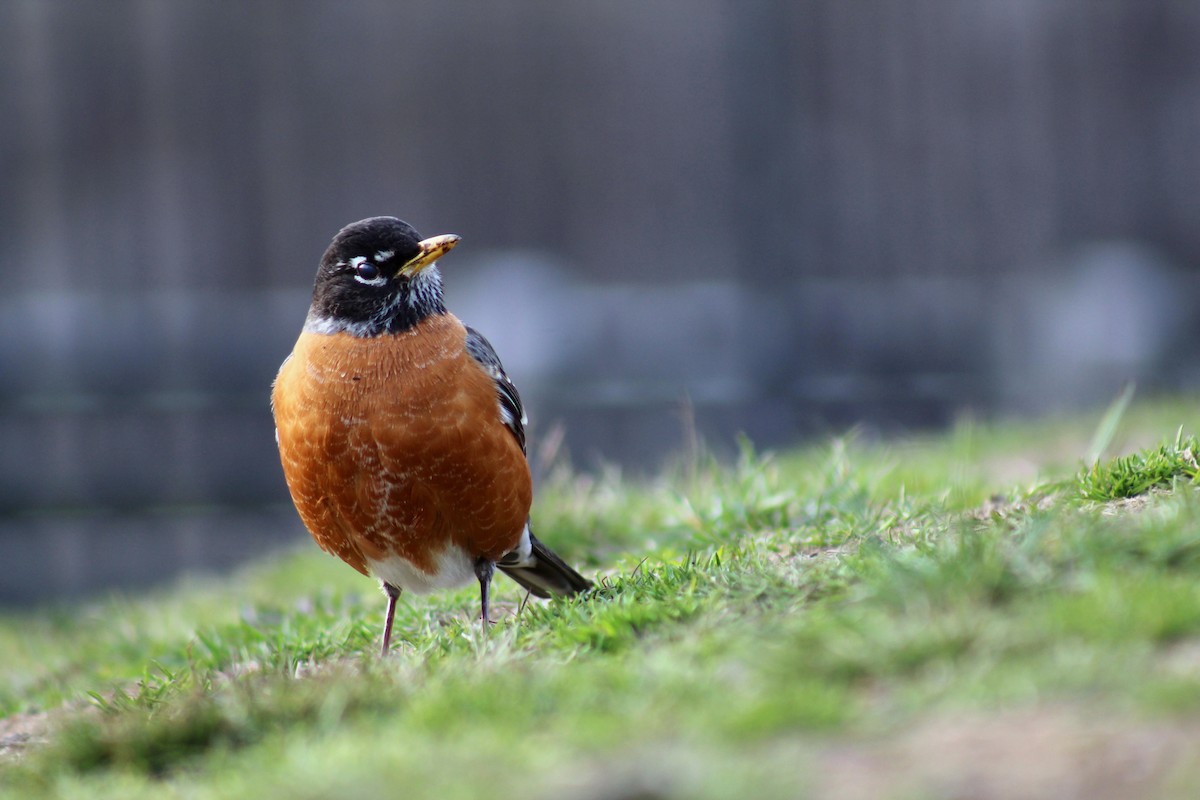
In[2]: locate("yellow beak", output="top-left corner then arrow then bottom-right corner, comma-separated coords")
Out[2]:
397,234 -> 461,277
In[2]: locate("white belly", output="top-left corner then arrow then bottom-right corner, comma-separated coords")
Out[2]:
365,544 -> 476,595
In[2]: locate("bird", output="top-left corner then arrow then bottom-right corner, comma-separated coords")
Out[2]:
272,216 -> 592,655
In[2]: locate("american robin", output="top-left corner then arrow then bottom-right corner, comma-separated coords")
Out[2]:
272,216 -> 591,655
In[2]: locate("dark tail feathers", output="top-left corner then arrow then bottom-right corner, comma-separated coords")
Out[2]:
498,532 -> 592,599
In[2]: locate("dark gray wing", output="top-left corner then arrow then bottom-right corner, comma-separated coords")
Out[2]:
465,326 -> 527,454
468,327 -> 592,597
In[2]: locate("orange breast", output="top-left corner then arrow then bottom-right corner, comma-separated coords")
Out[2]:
271,314 -> 533,578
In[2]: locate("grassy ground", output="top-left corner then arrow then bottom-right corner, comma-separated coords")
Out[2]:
3,397 -> 1200,798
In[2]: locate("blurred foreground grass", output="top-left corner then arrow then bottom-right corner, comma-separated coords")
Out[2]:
3,398 -> 1200,798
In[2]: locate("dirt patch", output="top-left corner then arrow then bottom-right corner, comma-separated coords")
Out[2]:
968,492 -> 1059,522
1096,487 -> 1182,516
815,706 -> 1199,800
0,709 -> 52,763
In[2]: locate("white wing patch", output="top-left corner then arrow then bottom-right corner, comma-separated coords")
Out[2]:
499,403 -> 516,427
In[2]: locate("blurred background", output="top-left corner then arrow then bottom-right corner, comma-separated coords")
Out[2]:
2,0 -> 1200,603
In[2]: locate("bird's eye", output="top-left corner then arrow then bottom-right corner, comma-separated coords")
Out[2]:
355,262 -> 381,282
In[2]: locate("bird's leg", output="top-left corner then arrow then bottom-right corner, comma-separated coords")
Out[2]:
380,582 -> 401,657
474,557 -> 495,631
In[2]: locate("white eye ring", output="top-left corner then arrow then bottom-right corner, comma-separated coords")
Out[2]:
350,255 -> 387,286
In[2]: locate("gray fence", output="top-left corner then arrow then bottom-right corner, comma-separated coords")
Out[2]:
2,1 -> 1199,602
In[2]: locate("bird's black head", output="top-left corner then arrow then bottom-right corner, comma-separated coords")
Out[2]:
304,216 -> 460,337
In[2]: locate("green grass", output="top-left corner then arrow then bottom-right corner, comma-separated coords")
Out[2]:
1078,428 -> 1200,501
4,397 -> 1200,798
